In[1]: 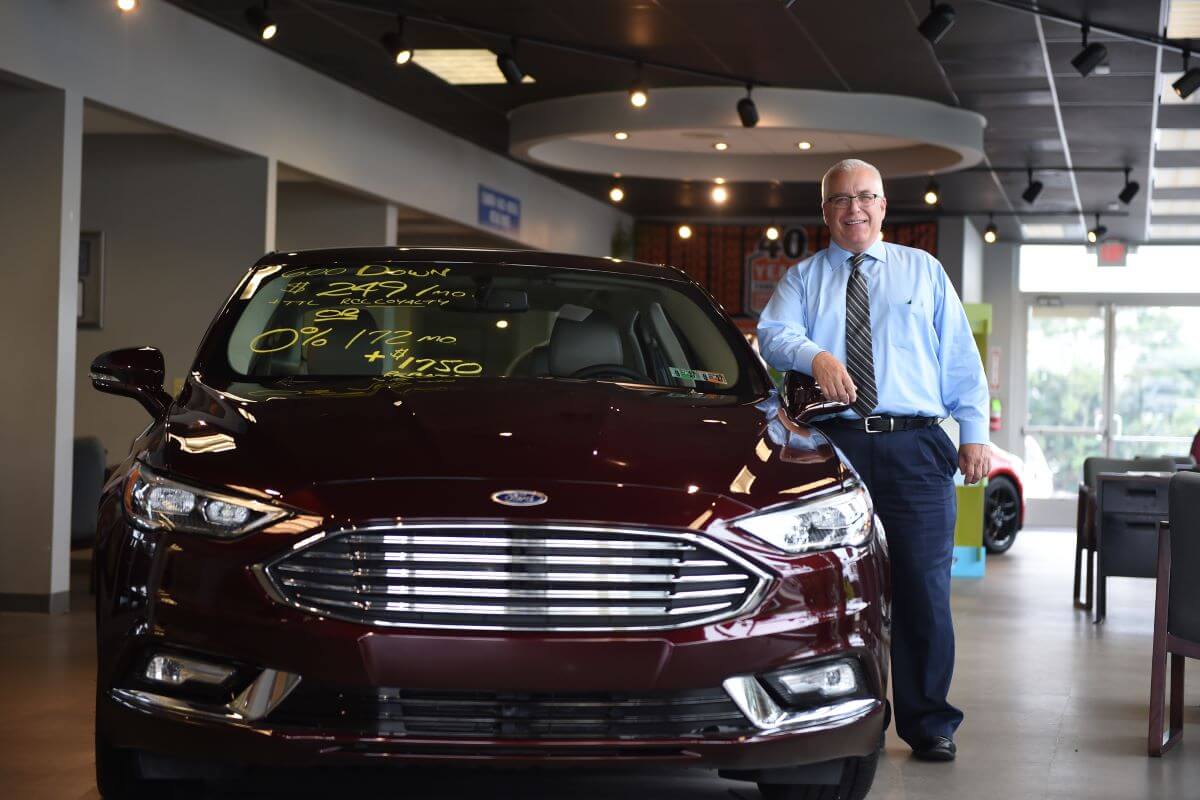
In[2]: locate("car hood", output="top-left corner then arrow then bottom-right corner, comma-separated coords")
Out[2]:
149,376 -> 849,515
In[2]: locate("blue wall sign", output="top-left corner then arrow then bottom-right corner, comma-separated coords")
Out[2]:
478,185 -> 521,234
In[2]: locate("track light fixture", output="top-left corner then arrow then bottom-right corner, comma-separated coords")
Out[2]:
1118,168 -> 1140,205
918,2 -> 956,45
497,39 -> 525,86
629,63 -> 649,108
923,179 -> 940,205
608,175 -> 625,204
737,85 -> 759,128
983,215 -> 998,244
1071,24 -> 1108,77
1087,214 -> 1107,244
1021,168 -> 1044,204
677,224 -> 693,240
381,17 -> 413,66
1173,51 -> 1200,100
245,2 -> 277,41
765,224 -> 780,241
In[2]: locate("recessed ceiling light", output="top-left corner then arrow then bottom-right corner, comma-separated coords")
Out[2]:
1152,199 -> 1200,214
411,49 -> 536,85
116,0 -> 138,11
797,141 -> 813,150
714,177 -> 726,184
1167,2 -> 1200,39
613,131 -> 629,141
1151,224 -> 1198,238
711,185 -> 729,204
1021,223 -> 1068,238
1156,128 -> 1200,149
713,141 -> 729,151
677,224 -> 693,239
1154,167 -> 1200,187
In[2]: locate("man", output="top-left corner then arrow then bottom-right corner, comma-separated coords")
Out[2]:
757,158 -> 989,762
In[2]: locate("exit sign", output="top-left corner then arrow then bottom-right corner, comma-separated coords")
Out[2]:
1097,240 -> 1127,267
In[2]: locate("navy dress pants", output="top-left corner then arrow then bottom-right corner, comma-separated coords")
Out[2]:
820,423 -> 964,747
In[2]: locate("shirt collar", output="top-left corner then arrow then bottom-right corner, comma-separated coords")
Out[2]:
827,236 -> 888,268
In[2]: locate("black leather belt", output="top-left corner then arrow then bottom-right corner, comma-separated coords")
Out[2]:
821,415 -> 943,434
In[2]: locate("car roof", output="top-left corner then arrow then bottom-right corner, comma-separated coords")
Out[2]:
258,247 -> 691,283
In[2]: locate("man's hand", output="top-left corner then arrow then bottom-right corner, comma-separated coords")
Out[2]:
812,351 -> 857,405
959,443 -> 991,485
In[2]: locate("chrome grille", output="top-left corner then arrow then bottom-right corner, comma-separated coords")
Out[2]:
263,524 -> 768,630
268,683 -> 754,740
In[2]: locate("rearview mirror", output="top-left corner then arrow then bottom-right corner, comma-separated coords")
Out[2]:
782,370 -> 849,424
90,347 -> 173,419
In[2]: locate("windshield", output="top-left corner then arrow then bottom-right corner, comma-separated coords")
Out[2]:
213,259 -> 765,398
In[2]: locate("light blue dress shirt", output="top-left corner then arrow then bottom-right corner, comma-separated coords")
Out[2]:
756,237 -> 990,445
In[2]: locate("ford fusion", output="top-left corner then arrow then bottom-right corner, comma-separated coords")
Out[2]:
91,248 -> 890,800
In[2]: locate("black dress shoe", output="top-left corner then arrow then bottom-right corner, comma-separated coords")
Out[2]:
912,736 -> 956,761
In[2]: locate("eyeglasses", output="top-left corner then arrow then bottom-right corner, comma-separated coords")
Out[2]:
823,192 -> 884,209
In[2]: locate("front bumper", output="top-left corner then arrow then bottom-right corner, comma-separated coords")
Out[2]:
103,680 -> 885,769
96,496 -> 890,772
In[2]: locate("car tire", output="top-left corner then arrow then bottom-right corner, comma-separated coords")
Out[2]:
95,733 -> 150,799
983,475 -> 1021,555
757,748 -> 880,800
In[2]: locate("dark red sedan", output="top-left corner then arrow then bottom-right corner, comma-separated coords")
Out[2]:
90,248 -> 890,799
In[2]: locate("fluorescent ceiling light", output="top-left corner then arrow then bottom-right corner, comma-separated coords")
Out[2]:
1150,224 -> 1199,239
411,49 -> 535,85
1168,1 -> 1200,38
1154,168 -> 1200,187
1162,72 -> 1196,104
1156,128 -> 1200,150
1021,224 -> 1068,238
1151,199 -> 1200,215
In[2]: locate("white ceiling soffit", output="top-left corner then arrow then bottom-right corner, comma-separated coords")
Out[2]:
508,87 -> 986,182
83,104 -> 169,135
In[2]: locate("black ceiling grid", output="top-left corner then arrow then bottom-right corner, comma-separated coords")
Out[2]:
166,0 -> 1181,243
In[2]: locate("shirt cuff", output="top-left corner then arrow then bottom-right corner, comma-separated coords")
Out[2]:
958,418 -> 989,446
794,344 -> 826,375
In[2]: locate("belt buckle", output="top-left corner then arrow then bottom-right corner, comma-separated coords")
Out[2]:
863,415 -> 891,434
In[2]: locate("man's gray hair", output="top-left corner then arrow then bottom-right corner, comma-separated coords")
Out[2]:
820,158 -> 884,200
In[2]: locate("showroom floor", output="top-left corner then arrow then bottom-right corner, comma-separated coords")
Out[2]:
2,528 -> 1197,800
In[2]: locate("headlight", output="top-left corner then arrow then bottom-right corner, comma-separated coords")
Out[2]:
123,463 -> 286,537
733,486 -> 872,554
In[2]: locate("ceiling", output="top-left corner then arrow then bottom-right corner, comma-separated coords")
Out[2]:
165,0 -> 1200,244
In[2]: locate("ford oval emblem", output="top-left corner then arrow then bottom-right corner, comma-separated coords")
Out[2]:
491,489 -> 549,507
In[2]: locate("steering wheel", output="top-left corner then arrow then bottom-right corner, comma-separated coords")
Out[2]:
568,364 -> 649,382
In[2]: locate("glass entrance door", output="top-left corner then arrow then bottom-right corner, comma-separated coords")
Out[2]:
1024,305 -> 1108,498
1024,304 -> 1200,499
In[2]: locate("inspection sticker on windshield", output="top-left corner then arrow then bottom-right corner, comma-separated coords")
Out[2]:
669,367 -> 728,385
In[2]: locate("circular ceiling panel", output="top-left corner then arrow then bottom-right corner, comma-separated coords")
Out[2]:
509,87 -> 986,182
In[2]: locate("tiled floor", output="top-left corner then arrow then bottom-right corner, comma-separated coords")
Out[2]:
1,528 -> 1197,799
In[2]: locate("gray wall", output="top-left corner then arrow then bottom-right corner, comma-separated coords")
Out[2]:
276,181 -> 393,251
981,243 -> 1024,455
76,134 -> 270,460
937,216 -> 984,303
0,85 -> 81,609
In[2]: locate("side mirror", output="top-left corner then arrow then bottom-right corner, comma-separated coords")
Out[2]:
782,370 -> 849,424
90,347 -> 173,419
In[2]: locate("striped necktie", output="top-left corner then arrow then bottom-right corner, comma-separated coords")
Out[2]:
844,253 -> 878,418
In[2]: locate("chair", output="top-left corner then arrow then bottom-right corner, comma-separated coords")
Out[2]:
71,436 -> 107,549
1075,457 -> 1175,610
1148,471 -> 1200,756
1136,454 -> 1197,471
